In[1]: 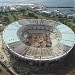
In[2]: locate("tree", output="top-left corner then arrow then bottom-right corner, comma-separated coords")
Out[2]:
27,12 -> 35,17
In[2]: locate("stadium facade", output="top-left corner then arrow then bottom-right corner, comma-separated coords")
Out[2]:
3,19 -> 75,74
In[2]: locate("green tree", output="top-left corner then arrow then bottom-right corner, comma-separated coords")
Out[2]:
27,12 -> 35,17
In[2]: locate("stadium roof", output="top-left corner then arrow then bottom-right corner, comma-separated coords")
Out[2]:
3,19 -> 75,61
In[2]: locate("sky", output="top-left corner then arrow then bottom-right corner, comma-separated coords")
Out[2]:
0,0 -> 74,8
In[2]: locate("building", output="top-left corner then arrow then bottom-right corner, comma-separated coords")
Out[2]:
67,14 -> 75,22
3,19 -> 75,74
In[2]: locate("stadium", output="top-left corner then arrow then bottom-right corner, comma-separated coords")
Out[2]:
3,19 -> 75,74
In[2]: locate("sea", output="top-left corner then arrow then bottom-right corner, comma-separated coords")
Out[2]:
0,0 -> 75,14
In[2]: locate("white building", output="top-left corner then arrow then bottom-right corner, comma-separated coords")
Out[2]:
67,14 -> 75,21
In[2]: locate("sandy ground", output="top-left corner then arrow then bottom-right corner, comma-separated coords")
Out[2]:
0,33 -> 8,61
0,33 -> 11,75
0,64 -> 11,75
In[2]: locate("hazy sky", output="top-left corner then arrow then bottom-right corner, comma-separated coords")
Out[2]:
0,0 -> 74,7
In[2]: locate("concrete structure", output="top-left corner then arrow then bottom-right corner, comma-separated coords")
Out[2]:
3,19 -> 75,74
